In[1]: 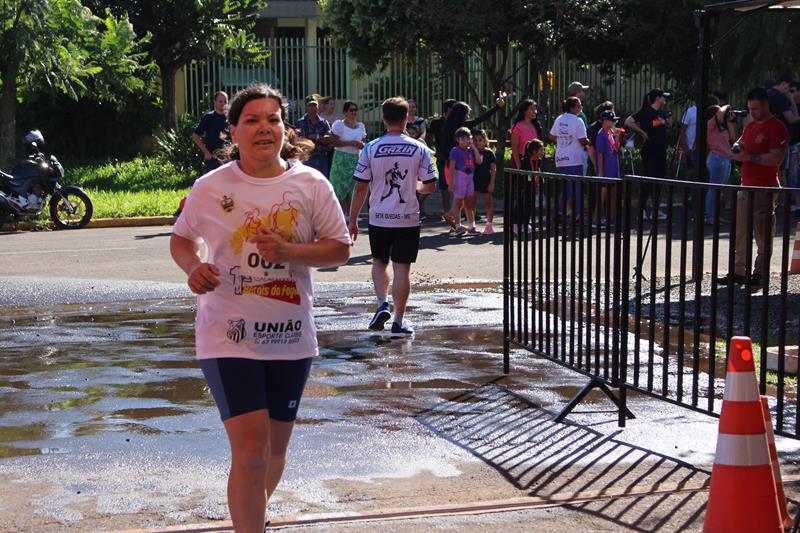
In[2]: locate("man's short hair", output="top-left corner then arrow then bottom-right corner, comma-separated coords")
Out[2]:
747,87 -> 769,102
383,97 -> 409,125
776,73 -> 793,85
562,96 -> 581,113
214,91 -> 228,100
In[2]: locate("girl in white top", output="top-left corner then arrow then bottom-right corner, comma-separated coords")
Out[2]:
171,84 -> 350,532
328,100 -> 366,212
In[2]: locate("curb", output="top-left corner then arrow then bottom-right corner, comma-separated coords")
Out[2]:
1,216 -> 175,232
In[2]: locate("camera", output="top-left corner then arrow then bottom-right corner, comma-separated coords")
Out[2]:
731,142 -> 742,154
730,109 -> 748,117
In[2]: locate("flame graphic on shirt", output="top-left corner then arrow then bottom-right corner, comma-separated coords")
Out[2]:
229,192 -> 300,254
228,192 -> 301,305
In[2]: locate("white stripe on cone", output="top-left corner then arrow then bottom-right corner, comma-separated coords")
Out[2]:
715,434 -> 771,466
722,371 -> 760,402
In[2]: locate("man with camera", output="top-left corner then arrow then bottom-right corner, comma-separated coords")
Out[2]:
718,87 -> 789,286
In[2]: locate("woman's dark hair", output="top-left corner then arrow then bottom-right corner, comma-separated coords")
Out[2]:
441,101 -> 471,150
442,98 -> 457,115
594,101 -> 614,119
562,97 -> 581,113
512,99 -> 543,139
223,84 -> 312,162
342,99 -> 357,113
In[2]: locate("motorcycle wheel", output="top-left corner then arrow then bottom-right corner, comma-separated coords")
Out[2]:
49,186 -> 93,229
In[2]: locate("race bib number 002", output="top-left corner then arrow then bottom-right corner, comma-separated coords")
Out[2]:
240,240 -> 289,280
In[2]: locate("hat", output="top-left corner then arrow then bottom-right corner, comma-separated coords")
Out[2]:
599,110 -> 619,121
304,95 -> 319,105
647,88 -> 671,99
568,81 -> 589,94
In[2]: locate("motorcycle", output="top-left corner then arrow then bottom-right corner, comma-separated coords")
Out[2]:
0,130 -> 93,229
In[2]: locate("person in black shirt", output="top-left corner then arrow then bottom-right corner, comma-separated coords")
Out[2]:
192,91 -> 230,173
428,99 -> 457,214
624,88 -> 671,220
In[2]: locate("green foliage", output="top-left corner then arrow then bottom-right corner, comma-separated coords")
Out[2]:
0,0 -> 152,165
85,188 -> 189,218
69,155 -> 198,192
155,114 -> 205,176
90,0 -> 268,129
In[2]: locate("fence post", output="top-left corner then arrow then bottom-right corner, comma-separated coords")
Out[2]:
503,169 -> 510,375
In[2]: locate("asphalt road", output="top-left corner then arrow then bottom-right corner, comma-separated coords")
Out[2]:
0,219 -> 505,286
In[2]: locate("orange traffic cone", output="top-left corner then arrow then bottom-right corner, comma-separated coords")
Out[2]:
791,222 -> 800,274
703,337 -> 783,533
760,396 -> 794,528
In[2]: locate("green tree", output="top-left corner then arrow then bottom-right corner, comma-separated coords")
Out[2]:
0,0 -> 148,166
91,0 -> 267,131
322,0 -> 617,173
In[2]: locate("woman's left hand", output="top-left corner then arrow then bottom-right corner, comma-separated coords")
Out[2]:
252,228 -> 292,264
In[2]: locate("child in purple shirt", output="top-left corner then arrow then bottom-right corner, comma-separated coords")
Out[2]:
443,127 -> 482,234
594,110 -> 621,226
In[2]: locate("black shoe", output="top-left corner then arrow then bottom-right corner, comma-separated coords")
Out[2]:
716,273 -> 747,286
749,271 -> 765,286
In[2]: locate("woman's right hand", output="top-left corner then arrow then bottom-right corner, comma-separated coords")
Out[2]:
188,263 -> 221,294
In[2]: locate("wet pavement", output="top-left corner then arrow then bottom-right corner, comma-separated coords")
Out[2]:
3,283 -> 800,532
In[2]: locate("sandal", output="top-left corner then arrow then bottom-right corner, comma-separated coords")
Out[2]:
442,214 -> 457,229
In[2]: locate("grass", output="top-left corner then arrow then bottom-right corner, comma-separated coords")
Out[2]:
714,340 -> 797,386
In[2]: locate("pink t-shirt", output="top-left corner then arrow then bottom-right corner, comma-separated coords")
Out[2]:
707,118 -> 733,159
510,122 -> 540,162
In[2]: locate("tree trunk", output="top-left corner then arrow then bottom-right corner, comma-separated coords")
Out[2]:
0,61 -> 19,170
160,62 -> 179,131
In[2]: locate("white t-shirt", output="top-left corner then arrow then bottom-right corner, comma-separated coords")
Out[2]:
331,120 -> 366,154
681,105 -> 697,150
549,113 -> 588,168
354,133 -> 437,228
173,161 -> 351,361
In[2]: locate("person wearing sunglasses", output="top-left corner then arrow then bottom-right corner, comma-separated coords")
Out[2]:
329,101 -> 367,212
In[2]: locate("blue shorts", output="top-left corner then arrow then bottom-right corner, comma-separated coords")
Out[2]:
199,357 -> 313,422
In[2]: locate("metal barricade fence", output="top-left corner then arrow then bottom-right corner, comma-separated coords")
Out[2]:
503,168 -> 800,438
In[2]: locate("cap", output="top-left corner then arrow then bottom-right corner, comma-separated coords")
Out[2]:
647,88 -> 671,99
599,110 -> 619,121
304,95 -> 319,105
568,81 -> 589,94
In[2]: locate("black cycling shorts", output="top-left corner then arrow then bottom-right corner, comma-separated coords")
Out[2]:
368,224 -> 421,264
199,357 -> 313,422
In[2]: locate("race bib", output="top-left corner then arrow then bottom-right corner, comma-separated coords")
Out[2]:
240,240 -> 290,280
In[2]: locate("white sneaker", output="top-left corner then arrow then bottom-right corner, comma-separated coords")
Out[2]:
467,226 -> 479,234
483,222 -> 494,235
455,225 -> 465,235
657,209 -> 668,220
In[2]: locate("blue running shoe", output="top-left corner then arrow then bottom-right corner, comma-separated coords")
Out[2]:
368,302 -> 391,331
390,322 -> 414,338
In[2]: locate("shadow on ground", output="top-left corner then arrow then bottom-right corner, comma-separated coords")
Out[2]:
417,381 -> 710,531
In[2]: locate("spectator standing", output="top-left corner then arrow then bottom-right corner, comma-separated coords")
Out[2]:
788,82 -> 800,215
549,96 -> 589,217
472,129 -> 497,234
329,100 -> 366,213
348,97 -> 437,337
171,85 -> 350,533
406,99 -> 427,141
509,99 -> 543,169
719,87 -> 789,286
594,110 -> 621,225
704,104 -> 737,224
430,99 -> 457,213
624,88 -> 671,220
586,101 -> 615,175
319,96 -> 341,125
191,91 -> 230,173
297,95 -> 333,177
442,127 -> 482,235
568,81 -> 594,174
767,74 -> 800,132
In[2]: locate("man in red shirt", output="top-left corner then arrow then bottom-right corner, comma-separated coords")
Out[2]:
720,87 -> 789,285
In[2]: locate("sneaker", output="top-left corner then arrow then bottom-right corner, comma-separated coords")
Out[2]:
657,209 -> 668,220
467,226 -> 479,234
716,273 -> 748,286
390,322 -> 414,338
368,302 -> 391,331
455,225 -> 466,235
483,222 -> 494,235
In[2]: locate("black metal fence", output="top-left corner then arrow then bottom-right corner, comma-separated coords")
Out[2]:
503,168 -> 800,438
